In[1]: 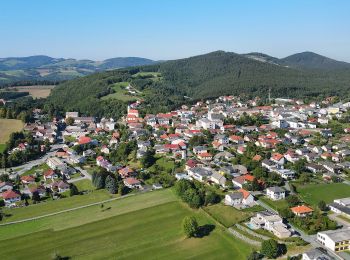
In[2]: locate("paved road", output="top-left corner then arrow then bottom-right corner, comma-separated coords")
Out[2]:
0,143 -> 64,177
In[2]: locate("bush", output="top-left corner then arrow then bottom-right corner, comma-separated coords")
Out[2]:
182,216 -> 199,238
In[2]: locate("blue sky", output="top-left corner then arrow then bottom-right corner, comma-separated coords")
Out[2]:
1,0 -> 349,61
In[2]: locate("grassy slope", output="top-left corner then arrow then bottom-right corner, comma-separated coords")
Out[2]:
0,119 -> 24,144
0,189 -> 251,260
296,183 -> 350,206
101,82 -> 138,102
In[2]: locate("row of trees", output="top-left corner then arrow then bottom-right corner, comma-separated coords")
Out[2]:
91,168 -> 129,195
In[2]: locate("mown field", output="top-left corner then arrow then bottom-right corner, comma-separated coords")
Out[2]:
0,119 -> 24,151
296,183 -> 350,206
0,189 -> 251,260
8,85 -> 55,98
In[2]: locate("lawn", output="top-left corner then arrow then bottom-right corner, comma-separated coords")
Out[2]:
296,183 -> 350,206
21,163 -> 50,176
74,179 -> 94,191
0,119 -> 24,144
0,189 -> 251,260
259,197 -> 289,211
203,203 -> 252,227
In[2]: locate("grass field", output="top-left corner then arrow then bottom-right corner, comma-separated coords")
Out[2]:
101,82 -> 139,102
259,197 -> 289,211
296,183 -> 350,206
0,119 -> 24,147
1,189 -> 115,223
0,189 -> 251,260
204,203 -> 252,227
8,85 -> 55,98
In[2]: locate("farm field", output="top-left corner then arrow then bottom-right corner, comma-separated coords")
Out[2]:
0,119 -> 24,148
0,189 -> 251,260
296,183 -> 350,206
8,85 -> 55,98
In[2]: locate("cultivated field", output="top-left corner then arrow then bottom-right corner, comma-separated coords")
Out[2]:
0,119 -> 24,151
296,183 -> 350,206
0,189 -> 251,260
8,85 -> 55,98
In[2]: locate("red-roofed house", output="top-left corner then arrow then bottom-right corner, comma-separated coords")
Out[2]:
290,205 -> 314,217
21,175 -> 35,184
230,135 -> 244,144
78,136 -> 92,145
1,190 -> 21,205
271,153 -> 285,165
197,152 -> 213,161
123,177 -> 142,189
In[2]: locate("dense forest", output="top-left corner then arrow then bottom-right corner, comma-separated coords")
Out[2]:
47,50 -> 350,117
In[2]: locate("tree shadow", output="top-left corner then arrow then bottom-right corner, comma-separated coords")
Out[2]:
196,224 -> 215,238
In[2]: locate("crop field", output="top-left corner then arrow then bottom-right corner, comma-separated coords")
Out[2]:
0,119 -> 24,149
0,189 -> 251,260
7,85 -> 55,98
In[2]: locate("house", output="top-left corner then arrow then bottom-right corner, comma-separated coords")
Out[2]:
118,167 -> 135,179
302,248 -> 333,260
266,186 -> 285,201
290,205 -> 313,217
271,153 -> 285,165
51,181 -> 70,193
197,152 -> 213,161
209,172 -> 226,187
187,167 -> 212,182
1,190 -> 21,205
317,229 -> 350,252
229,135 -> 244,144
43,169 -> 58,181
232,174 -> 257,188
47,157 -> 66,170
21,175 -> 35,185
250,211 -> 291,239
329,197 -> 350,218
193,146 -> 207,155
224,189 -> 254,208
29,186 -> 46,198
123,177 -> 142,189
0,182 -> 13,192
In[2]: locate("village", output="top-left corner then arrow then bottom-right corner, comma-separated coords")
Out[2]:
1,95 -> 350,259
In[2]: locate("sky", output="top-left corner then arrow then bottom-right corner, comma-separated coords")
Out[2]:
1,0 -> 350,61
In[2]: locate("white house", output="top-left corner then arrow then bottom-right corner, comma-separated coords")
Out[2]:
224,189 -> 254,208
250,211 -> 291,239
266,186 -> 286,201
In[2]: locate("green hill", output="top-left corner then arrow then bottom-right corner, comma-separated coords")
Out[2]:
48,50 -> 350,117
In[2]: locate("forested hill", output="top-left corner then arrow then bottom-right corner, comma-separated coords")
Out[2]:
48,50 -> 350,118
